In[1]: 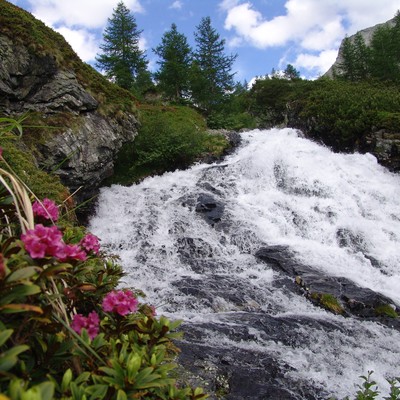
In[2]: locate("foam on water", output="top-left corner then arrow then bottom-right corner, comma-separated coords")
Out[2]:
90,128 -> 400,398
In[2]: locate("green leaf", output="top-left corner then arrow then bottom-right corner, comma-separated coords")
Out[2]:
75,372 -> 91,385
86,384 -> 108,400
0,304 -> 43,314
2,344 -> 29,359
0,329 -> 13,346
5,266 -> 38,283
116,390 -> 128,400
135,378 -> 175,390
0,284 -> 41,305
40,263 -> 71,278
99,366 -> 120,379
126,353 -> 141,382
0,355 -> 18,372
70,382 -> 86,400
61,368 -> 73,393
8,379 -> 24,399
37,381 -> 55,400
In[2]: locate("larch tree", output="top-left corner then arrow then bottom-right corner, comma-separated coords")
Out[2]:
153,23 -> 192,101
96,1 -> 149,92
191,16 -> 237,112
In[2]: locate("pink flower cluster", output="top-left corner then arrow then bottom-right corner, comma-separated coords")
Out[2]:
71,311 -> 99,339
102,290 -> 139,316
21,224 -> 64,259
32,198 -> 59,221
21,224 -> 89,261
80,233 -> 100,254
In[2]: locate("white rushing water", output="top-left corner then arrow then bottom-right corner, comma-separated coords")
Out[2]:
90,128 -> 400,399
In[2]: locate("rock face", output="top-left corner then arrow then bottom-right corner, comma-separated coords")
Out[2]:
0,28 -> 139,205
323,18 -> 396,78
359,130 -> 400,172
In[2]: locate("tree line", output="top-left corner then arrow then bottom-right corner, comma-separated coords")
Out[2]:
95,1 -> 237,114
335,11 -> 400,82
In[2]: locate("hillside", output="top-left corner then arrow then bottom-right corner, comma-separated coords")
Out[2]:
0,0 -> 139,206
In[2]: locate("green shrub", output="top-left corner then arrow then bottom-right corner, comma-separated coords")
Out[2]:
111,105 -> 229,185
249,78 -> 400,151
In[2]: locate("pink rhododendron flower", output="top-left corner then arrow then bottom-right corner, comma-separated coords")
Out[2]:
57,243 -> 87,262
102,290 -> 139,316
21,224 -> 88,262
32,198 -> 59,221
80,233 -> 100,254
21,224 -> 64,259
71,311 -> 99,339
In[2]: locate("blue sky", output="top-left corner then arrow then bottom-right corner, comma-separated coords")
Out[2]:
8,0 -> 400,82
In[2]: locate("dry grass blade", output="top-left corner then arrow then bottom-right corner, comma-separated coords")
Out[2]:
0,168 -> 34,234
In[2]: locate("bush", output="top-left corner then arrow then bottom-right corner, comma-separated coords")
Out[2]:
249,78 -> 400,152
111,105 -> 229,185
0,120 -> 207,399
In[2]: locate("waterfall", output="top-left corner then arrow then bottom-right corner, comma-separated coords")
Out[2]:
89,128 -> 400,399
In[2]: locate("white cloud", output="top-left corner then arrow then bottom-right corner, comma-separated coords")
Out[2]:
28,0 -> 144,29
222,0 -> 400,50
219,0 -> 241,11
26,0 -> 145,64
294,49 -> 338,77
55,27 -> 99,62
169,1 -> 183,10
300,18 -> 345,51
138,36 -> 148,52
221,0 -> 400,77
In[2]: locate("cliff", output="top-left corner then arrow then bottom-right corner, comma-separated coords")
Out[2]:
0,0 -> 139,205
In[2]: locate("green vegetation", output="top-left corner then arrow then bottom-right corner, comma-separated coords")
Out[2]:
0,0 -> 138,117
339,371 -> 400,400
0,117 -> 69,207
335,11 -> 400,83
190,16 -> 237,113
310,292 -> 345,315
153,23 -> 193,102
111,105 -> 229,185
96,1 -> 151,95
375,304 -> 399,318
0,120 -> 207,399
248,78 -> 400,152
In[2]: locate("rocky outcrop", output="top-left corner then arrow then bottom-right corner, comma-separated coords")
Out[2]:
358,130 -> 400,172
0,13 -> 139,206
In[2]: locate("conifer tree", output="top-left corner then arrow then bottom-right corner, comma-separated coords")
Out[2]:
96,1 -> 148,92
153,23 -> 192,101
370,19 -> 400,81
191,16 -> 237,112
336,36 -> 357,81
283,64 -> 301,80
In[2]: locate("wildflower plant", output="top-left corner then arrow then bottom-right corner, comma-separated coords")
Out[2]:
0,120 -> 207,399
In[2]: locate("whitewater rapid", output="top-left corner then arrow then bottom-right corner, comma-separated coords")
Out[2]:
89,128 -> 400,399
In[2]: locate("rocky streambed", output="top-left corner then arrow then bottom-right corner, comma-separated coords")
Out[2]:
90,128 -> 400,399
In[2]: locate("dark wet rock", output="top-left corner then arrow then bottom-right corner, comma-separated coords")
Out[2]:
176,316 -> 335,400
255,245 -> 400,326
255,245 -> 307,276
172,275 -> 263,312
195,193 -> 224,225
